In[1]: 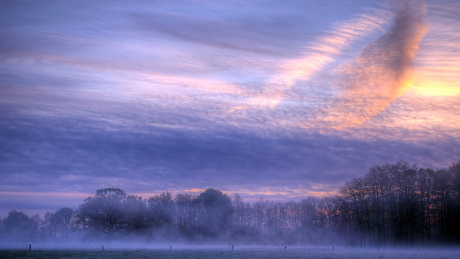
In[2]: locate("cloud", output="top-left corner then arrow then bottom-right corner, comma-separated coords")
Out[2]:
411,0 -> 460,97
1,101 -> 457,195
130,1 -> 317,60
0,0 -> 458,218
318,0 -> 428,129
0,191 -> 91,218
228,5 -> 389,112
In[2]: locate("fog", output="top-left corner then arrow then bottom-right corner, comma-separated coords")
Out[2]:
1,243 -> 460,259
1,161 -> 460,254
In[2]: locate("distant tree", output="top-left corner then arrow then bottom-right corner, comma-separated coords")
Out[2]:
2,210 -> 39,242
3,160 -> 460,245
331,160 -> 460,246
284,200 -> 300,230
364,163 -> 394,246
0,216 -> 3,237
389,162 -> 418,245
147,192 -> 175,238
76,188 -> 130,238
265,201 -> 281,235
253,199 -> 265,231
45,208 -> 75,240
340,177 -> 372,246
124,195 -> 149,235
174,193 -> 196,238
431,162 -> 460,243
232,194 -> 247,236
415,167 -> 435,245
195,188 -> 234,238
300,197 -> 320,242
447,162 -> 460,243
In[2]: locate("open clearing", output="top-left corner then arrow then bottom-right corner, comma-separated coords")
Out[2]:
1,246 -> 460,259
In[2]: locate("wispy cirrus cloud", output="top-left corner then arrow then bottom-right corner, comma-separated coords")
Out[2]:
228,6 -> 389,112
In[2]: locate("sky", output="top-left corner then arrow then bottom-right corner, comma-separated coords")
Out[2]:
1,0 -> 459,218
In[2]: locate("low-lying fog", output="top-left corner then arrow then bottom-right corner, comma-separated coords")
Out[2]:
2,243 -> 460,259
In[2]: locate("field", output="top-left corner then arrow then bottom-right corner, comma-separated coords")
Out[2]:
1,246 -> 460,259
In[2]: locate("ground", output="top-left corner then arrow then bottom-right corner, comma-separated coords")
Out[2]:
1,246 -> 459,258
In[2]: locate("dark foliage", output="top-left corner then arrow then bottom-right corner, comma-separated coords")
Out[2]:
2,210 -> 39,242
1,161 -> 460,246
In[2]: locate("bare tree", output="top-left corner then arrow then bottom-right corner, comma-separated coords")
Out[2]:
148,191 -> 175,239
174,193 -> 196,238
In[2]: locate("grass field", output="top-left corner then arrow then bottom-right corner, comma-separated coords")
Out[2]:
1,246 -> 460,258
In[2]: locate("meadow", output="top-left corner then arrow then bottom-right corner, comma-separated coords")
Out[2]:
1,246 -> 460,259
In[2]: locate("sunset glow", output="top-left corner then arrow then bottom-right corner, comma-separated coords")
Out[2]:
0,0 -> 459,217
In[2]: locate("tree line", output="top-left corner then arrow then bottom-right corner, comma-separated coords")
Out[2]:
1,161 -> 459,246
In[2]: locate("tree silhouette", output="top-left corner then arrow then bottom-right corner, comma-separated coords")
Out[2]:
195,188 -> 234,238
2,210 -> 38,242
2,161 -> 460,245
77,188 -> 130,238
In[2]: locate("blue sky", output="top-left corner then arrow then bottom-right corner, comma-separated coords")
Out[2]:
1,0 -> 459,217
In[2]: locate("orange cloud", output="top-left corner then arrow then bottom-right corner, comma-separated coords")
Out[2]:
320,0 -> 428,130
190,187 -> 339,200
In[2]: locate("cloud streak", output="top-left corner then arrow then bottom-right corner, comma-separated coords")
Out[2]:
319,0 -> 428,129
229,6 -> 389,112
